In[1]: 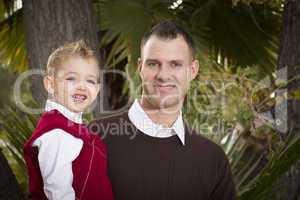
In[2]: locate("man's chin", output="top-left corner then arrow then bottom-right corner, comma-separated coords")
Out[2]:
152,97 -> 181,111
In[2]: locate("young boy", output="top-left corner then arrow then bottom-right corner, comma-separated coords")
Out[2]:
23,40 -> 114,200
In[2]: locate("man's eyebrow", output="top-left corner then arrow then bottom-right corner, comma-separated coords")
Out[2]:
170,59 -> 184,63
145,59 -> 160,62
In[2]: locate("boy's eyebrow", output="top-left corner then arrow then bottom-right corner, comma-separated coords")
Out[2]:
64,72 -> 78,75
63,72 -> 99,80
87,74 -> 98,79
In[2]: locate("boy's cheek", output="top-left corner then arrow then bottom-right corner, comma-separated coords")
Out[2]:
91,93 -> 99,102
95,84 -> 101,96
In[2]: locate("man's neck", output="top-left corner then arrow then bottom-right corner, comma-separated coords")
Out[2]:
139,98 -> 182,128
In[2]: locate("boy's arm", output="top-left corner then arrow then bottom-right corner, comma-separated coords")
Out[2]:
33,128 -> 83,200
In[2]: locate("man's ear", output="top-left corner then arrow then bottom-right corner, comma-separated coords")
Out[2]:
137,58 -> 143,78
43,75 -> 54,95
137,58 -> 142,72
190,59 -> 199,80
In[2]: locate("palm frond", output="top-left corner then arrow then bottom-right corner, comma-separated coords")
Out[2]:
0,104 -> 38,175
239,133 -> 300,199
0,7 -> 26,72
180,0 -> 281,76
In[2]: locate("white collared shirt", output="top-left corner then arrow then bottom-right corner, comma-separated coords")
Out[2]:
128,99 -> 185,145
32,100 -> 84,200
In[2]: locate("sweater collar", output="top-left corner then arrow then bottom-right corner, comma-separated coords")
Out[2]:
128,99 -> 185,145
45,100 -> 83,124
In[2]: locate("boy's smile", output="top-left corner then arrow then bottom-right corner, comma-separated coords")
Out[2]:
72,93 -> 88,103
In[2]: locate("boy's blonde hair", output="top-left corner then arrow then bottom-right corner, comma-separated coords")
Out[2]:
46,40 -> 98,75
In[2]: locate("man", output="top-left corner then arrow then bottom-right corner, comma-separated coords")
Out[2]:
89,20 -> 236,200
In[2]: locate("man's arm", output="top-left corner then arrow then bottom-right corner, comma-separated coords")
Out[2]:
209,153 -> 236,200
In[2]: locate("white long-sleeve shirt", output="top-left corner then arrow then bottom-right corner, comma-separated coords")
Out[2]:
32,100 -> 83,200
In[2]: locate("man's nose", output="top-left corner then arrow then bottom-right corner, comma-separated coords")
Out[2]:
156,65 -> 170,81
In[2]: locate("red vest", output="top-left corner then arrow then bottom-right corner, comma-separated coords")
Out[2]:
23,110 -> 114,200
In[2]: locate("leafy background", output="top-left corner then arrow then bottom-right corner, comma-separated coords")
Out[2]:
1,0 -> 300,199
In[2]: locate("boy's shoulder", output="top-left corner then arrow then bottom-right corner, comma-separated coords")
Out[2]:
29,110 -> 82,142
37,110 -> 70,128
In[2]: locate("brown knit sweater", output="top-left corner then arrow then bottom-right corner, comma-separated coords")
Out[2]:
89,111 -> 236,200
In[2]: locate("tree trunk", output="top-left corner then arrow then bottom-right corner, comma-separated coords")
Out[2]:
22,0 -> 108,116
275,0 -> 300,199
0,149 -> 24,199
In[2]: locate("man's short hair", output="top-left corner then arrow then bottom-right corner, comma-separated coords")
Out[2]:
140,20 -> 196,58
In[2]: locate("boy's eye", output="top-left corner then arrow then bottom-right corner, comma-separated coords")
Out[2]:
87,79 -> 96,84
66,77 -> 76,81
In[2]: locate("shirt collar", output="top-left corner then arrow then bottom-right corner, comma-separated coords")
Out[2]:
128,99 -> 185,145
45,100 -> 83,124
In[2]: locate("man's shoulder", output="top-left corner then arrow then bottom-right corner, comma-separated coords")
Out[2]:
90,110 -> 129,127
88,110 -> 136,139
186,126 -> 227,160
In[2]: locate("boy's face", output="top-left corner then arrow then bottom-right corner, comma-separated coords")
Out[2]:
44,56 -> 100,113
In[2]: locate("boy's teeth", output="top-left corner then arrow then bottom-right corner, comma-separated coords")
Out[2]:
72,94 -> 87,102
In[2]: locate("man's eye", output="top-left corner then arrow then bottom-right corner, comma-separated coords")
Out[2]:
147,62 -> 158,67
87,79 -> 96,84
172,62 -> 182,67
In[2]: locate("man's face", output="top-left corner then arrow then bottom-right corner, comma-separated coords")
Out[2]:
139,35 -> 199,111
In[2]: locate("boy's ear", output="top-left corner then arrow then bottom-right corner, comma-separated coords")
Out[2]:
43,75 -> 54,94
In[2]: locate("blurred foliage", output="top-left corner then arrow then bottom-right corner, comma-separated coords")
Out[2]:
0,103 -> 38,194
232,0 -> 284,8
0,0 -> 26,72
0,65 -> 16,108
184,62 -> 277,132
239,133 -> 300,199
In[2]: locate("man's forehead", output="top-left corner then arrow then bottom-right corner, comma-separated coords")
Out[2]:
143,36 -> 184,50
142,40 -> 193,62
141,35 -> 192,57
143,35 -> 187,47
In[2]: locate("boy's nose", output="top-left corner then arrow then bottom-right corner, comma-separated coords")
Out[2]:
76,80 -> 87,90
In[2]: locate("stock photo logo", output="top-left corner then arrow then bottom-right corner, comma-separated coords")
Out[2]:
12,66 -> 294,137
